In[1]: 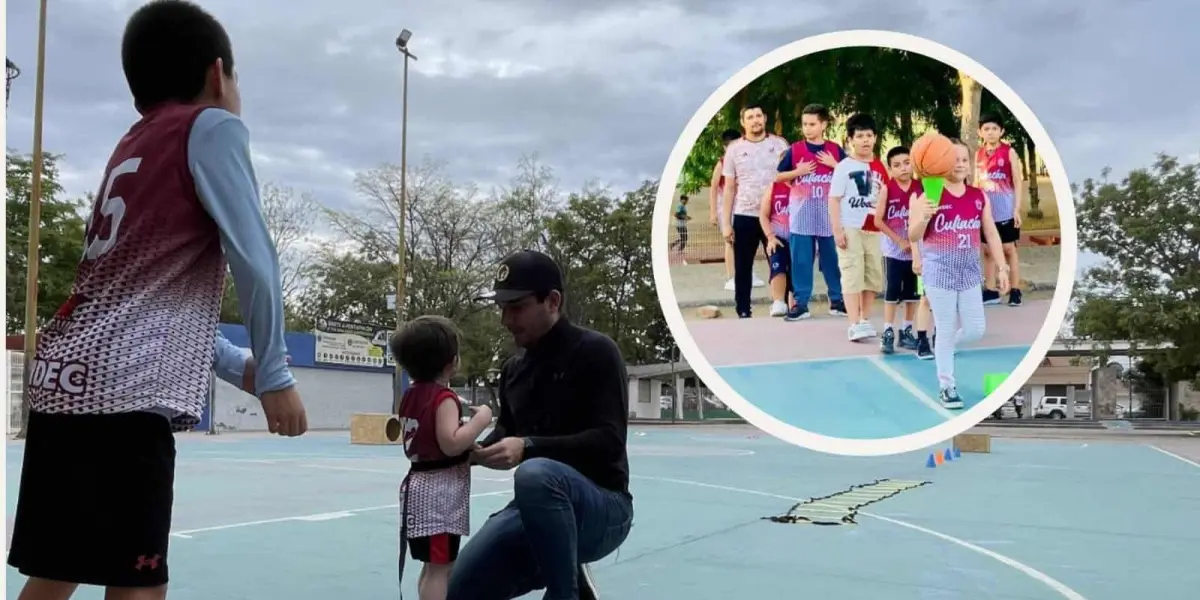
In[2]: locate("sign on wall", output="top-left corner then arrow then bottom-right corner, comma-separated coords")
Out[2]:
313,318 -> 393,368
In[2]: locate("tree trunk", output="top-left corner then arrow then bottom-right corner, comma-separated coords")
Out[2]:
899,111 -> 914,146
958,71 -> 983,185
1025,138 -> 1043,218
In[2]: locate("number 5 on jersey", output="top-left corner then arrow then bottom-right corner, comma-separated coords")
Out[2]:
84,157 -> 141,261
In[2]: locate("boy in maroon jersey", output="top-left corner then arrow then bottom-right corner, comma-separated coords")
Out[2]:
7,2 -> 306,598
393,316 -> 494,600
976,113 -> 1025,306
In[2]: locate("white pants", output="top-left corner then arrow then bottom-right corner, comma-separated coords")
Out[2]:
924,284 -> 986,388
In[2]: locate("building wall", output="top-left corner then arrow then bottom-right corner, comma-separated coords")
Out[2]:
203,323 -> 403,432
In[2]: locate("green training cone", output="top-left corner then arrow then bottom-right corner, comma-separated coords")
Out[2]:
921,176 -> 946,206
983,372 -> 1008,396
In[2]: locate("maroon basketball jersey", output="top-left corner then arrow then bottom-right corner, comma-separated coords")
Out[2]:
398,381 -> 461,462
27,102 -> 227,431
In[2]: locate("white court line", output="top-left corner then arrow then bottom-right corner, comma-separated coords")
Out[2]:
866,355 -> 958,420
296,462 -> 511,482
712,344 -> 1030,369
170,490 -> 511,539
1147,445 -> 1200,470
630,475 -> 1087,600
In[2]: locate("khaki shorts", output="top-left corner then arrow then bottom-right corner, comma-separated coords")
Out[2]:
836,228 -> 884,294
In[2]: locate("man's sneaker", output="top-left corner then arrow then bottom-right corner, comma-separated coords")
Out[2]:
940,386 -> 964,409
1008,288 -> 1023,307
769,300 -> 788,317
898,327 -> 918,350
738,312 -> 752,319
724,278 -> 735,291
784,306 -> 811,321
848,321 -> 871,342
829,300 -> 847,316
752,274 -> 766,287
983,289 -> 1002,305
579,564 -> 600,600
916,336 -> 934,360
880,327 -> 895,354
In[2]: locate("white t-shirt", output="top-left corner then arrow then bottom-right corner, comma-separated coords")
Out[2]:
829,157 -> 885,231
721,134 -> 789,218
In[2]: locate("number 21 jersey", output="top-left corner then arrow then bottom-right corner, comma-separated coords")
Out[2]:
27,102 -> 228,430
919,185 -> 986,292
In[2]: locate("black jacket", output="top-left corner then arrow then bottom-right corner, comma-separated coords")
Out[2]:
481,318 -> 631,497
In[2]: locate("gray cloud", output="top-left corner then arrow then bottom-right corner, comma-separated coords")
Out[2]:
6,0 -> 1198,251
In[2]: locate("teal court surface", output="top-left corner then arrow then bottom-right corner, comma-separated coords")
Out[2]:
689,300 -> 1050,439
7,423 -> 1198,599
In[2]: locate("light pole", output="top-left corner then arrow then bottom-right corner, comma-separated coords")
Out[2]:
392,29 -> 417,414
18,0 -> 50,439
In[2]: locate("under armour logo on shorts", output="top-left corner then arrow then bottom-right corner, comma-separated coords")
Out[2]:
134,554 -> 161,570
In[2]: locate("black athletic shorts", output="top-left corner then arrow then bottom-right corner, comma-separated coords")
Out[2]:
884,257 -> 920,303
994,219 -> 1020,245
7,410 -> 176,587
409,533 -> 461,564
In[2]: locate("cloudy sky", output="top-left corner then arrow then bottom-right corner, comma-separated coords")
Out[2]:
6,0 -> 1198,273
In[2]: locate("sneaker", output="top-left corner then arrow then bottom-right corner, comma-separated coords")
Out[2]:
859,320 -> 878,338
784,306 -> 811,321
940,386 -> 964,409
983,289 -> 1002,305
752,274 -> 766,287
738,312 -> 752,319
848,322 -> 871,342
898,327 -> 918,350
724,278 -> 735,291
1008,288 -> 1023,307
579,564 -> 600,600
880,327 -> 895,354
769,300 -> 788,317
916,336 -> 934,360
829,300 -> 847,316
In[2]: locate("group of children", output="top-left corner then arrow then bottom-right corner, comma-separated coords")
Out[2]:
711,104 -> 1021,408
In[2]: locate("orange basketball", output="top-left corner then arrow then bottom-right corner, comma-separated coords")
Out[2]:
911,132 -> 957,177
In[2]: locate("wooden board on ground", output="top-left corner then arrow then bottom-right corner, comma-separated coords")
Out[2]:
954,433 -> 991,453
350,412 -> 402,445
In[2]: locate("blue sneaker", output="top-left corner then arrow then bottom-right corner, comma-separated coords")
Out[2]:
880,327 -> 895,354
940,386 -> 964,409
784,306 -> 811,321
898,326 -> 918,350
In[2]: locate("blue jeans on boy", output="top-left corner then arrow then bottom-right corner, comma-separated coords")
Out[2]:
446,458 -> 634,600
790,233 -> 843,307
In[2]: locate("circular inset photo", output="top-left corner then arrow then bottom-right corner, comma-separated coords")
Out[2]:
652,30 -> 1077,456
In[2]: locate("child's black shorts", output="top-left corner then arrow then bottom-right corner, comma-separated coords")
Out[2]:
7,409 -> 176,588
884,257 -> 920,303
409,533 -> 462,564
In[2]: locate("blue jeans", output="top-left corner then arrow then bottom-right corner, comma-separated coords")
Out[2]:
790,233 -> 843,306
446,458 -> 634,600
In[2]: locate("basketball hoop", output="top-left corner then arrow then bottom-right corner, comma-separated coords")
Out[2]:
6,58 -> 19,107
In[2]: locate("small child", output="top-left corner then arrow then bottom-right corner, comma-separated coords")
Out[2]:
874,145 -> 922,354
761,179 -> 794,316
671,195 -> 692,263
392,316 -> 494,600
828,113 -> 886,341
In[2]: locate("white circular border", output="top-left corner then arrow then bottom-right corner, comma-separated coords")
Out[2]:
652,30 -> 1078,457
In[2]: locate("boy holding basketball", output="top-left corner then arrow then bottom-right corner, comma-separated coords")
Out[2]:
908,139 -> 1010,408
393,316 -> 494,600
828,114 -> 886,342
976,113 -> 1025,307
873,146 -> 922,354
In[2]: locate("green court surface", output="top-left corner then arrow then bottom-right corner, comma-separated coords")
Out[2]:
6,425 -> 1199,598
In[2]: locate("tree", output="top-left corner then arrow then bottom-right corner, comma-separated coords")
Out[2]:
218,182 -> 316,330
543,181 -> 672,364
1071,154 -> 1200,385
6,150 -> 86,334
675,48 -> 1032,198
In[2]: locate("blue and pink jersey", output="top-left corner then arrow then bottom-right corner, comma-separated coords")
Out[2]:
920,185 -> 987,291
768,181 -> 789,239
976,143 -> 1016,222
782,140 -> 843,237
882,179 -> 923,260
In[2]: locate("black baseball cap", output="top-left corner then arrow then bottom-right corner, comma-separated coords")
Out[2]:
478,250 -> 564,303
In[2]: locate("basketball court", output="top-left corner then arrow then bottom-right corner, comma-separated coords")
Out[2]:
6,423 -> 1195,599
686,300 -> 1050,439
